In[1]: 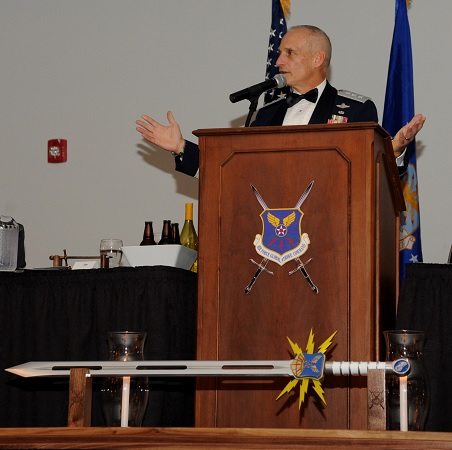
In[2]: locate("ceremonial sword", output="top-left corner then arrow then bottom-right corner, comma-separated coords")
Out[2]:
244,185 -> 275,294
6,359 -> 409,379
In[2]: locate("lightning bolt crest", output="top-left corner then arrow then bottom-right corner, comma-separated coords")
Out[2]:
277,329 -> 336,414
317,330 -> 337,354
312,380 -> 327,405
298,379 -> 310,409
276,378 -> 298,401
287,336 -> 302,356
305,328 -> 315,354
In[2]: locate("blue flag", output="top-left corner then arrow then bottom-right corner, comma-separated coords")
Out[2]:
264,0 -> 290,104
382,0 -> 423,281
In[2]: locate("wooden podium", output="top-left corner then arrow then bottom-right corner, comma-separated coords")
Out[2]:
193,123 -> 405,430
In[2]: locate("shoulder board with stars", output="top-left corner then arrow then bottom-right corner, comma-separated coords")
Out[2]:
337,90 -> 371,103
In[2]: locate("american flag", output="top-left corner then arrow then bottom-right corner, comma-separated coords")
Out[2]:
264,0 -> 291,104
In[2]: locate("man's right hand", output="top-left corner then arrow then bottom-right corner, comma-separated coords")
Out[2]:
136,111 -> 185,154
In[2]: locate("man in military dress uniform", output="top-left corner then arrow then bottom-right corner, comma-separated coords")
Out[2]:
136,25 -> 425,177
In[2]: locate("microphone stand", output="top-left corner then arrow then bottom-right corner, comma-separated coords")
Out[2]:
244,95 -> 260,128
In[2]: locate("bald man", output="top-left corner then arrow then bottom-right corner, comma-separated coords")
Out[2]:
137,25 -> 425,177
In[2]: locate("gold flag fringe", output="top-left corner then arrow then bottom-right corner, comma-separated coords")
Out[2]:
280,0 -> 291,19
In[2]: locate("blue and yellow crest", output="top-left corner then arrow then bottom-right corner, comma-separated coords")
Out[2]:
254,208 -> 310,266
290,352 -> 325,381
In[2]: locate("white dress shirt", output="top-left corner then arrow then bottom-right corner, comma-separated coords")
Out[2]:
283,80 -> 327,126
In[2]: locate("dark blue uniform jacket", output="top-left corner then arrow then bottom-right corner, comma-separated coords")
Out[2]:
176,82 -> 379,177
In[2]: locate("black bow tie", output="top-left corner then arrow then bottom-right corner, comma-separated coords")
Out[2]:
286,88 -> 318,107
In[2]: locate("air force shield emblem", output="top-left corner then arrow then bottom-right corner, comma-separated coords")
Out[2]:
254,208 -> 310,266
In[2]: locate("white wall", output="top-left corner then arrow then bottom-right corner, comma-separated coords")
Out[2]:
0,0 -> 450,267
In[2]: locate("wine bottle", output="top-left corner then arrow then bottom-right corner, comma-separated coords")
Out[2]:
158,220 -> 173,245
171,223 -> 181,245
140,221 -> 156,246
180,203 -> 198,272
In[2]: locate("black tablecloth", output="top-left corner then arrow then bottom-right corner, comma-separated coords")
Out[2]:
0,266 -> 197,427
397,263 -> 452,432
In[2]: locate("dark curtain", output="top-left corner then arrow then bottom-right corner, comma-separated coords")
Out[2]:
0,266 -> 197,427
397,263 -> 452,432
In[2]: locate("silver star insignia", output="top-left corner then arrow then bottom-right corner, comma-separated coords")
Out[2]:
409,254 -> 419,263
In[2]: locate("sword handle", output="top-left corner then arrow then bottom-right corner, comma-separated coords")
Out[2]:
244,258 -> 273,294
290,258 -> 319,294
309,283 -> 319,294
244,272 -> 260,294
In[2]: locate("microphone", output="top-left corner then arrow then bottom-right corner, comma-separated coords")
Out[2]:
229,74 -> 287,103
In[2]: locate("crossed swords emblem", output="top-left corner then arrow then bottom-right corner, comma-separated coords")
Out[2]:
245,181 -> 319,295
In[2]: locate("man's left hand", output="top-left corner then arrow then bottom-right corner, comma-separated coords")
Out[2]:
392,114 -> 426,157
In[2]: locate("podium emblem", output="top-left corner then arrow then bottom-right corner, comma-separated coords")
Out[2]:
244,181 -> 319,294
254,208 -> 310,265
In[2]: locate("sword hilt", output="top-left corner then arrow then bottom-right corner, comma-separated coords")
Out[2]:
250,258 -> 273,275
244,259 -> 273,294
325,359 -> 410,377
288,257 -> 312,275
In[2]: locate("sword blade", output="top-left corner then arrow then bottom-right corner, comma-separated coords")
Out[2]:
294,180 -> 314,209
6,359 -> 293,378
251,184 -> 269,210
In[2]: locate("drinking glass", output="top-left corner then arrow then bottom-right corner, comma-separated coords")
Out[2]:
100,239 -> 123,268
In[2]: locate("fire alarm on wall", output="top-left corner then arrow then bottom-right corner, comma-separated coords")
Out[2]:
48,139 -> 67,163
